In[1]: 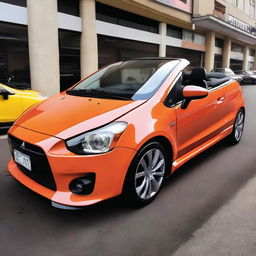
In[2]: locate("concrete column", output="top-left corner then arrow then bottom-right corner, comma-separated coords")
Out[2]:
242,45 -> 249,70
222,38 -> 231,68
159,23 -> 167,57
204,31 -> 215,72
80,0 -> 98,78
27,0 -> 60,96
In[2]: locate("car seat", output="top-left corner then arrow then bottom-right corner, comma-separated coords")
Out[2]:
184,67 -> 208,89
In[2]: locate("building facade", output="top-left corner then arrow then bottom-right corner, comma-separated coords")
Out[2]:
0,0 -> 255,95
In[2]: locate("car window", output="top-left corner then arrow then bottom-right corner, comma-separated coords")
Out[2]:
164,74 -> 183,107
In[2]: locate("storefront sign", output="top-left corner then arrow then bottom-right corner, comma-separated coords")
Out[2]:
228,15 -> 256,35
154,0 -> 192,13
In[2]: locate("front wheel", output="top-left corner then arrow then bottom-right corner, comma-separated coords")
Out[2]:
227,109 -> 245,145
123,142 -> 167,206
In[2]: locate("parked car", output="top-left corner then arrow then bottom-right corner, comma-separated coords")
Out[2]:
7,59 -> 245,209
234,70 -> 256,84
211,68 -> 243,82
0,83 -> 47,130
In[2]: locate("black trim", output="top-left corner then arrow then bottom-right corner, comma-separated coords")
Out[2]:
8,134 -> 57,191
96,2 -> 159,34
0,0 -> 26,7
0,122 -> 13,129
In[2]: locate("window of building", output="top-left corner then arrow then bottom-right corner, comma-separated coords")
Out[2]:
96,3 -> 159,34
59,30 -> 81,91
167,25 -> 182,39
0,22 -> 30,89
249,48 -> 255,57
166,46 -> 203,68
194,34 -> 205,45
57,0 -> 79,16
215,38 -> 224,48
230,59 -> 243,71
214,1 -> 226,19
98,35 -> 159,68
232,0 -> 238,7
182,30 -> 205,45
214,54 -> 223,69
0,0 -> 26,7
182,30 -> 193,42
248,61 -> 254,70
249,0 -> 255,18
231,43 -> 243,53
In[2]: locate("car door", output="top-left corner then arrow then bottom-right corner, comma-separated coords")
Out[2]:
216,79 -> 240,129
172,76 -> 227,158
0,85 -> 23,123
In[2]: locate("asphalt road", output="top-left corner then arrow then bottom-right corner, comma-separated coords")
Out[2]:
0,85 -> 256,256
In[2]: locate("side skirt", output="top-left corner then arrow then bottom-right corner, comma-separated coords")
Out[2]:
171,125 -> 233,172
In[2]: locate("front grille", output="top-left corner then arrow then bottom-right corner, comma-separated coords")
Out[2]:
8,134 -> 57,191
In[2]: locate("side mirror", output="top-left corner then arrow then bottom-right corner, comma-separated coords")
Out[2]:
0,90 -> 11,100
181,85 -> 208,109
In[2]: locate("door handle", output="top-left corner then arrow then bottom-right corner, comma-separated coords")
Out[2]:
217,97 -> 225,104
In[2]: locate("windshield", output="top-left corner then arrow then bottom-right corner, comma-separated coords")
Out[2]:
67,59 -> 180,100
246,71 -> 254,75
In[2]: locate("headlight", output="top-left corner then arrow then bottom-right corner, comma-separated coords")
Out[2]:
66,122 -> 128,154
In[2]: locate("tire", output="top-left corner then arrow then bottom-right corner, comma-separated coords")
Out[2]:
123,141 -> 168,207
227,109 -> 245,145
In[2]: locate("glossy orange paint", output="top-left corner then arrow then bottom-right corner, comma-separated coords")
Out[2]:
7,59 -> 245,208
182,85 -> 208,98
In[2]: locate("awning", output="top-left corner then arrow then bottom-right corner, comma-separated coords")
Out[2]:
192,15 -> 256,45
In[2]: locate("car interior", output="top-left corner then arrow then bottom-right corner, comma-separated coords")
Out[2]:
183,67 -> 231,90
165,67 -> 231,108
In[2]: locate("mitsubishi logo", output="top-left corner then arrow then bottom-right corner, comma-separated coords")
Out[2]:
21,142 -> 25,149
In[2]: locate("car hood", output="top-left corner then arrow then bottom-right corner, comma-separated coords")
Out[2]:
14,93 -> 146,140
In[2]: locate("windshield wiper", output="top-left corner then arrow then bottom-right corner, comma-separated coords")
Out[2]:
66,89 -> 132,100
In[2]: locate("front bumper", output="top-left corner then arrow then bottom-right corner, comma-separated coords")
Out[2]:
8,125 -> 136,207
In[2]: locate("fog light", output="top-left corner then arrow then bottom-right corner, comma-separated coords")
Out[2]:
69,173 -> 95,195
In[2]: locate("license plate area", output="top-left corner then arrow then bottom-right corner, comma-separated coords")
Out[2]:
14,149 -> 32,171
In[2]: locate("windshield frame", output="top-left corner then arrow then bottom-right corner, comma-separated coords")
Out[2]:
67,59 -> 180,101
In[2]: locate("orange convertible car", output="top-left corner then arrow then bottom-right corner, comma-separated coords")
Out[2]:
8,58 -> 245,209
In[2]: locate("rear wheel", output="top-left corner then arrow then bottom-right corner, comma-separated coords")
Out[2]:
123,142 -> 167,206
227,109 -> 245,145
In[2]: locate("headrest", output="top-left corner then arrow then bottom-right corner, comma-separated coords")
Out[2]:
190,67 -> 207,81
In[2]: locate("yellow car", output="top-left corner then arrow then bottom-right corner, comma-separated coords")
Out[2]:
0,83 -> 47,130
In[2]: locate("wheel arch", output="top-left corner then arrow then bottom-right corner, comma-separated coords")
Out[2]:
124,135 -> 174,183
121,135 -> 174,199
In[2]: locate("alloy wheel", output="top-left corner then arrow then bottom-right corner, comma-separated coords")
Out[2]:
234,111 -> 244,142
134,148 -> 165,200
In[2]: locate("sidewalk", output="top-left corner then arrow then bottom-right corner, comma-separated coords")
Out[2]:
172,173 -> 256,256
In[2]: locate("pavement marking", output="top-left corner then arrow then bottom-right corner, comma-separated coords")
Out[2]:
0,135 -> 7,140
